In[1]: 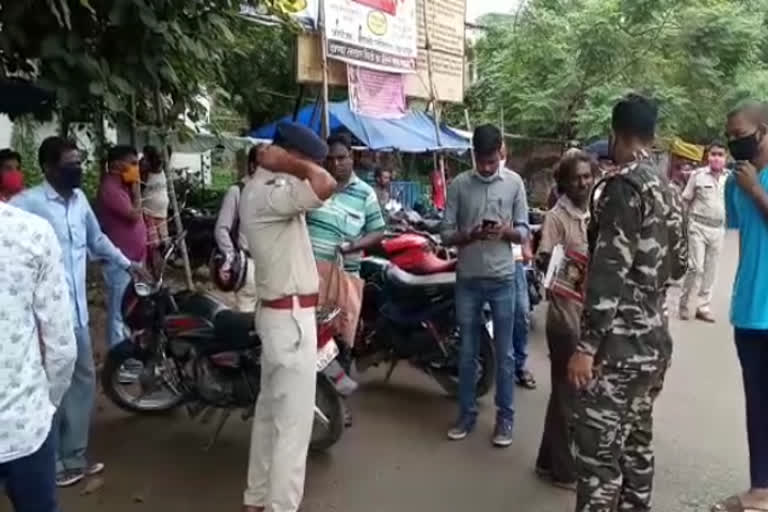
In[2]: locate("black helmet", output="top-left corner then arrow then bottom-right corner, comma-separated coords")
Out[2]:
210,249 -> 249,292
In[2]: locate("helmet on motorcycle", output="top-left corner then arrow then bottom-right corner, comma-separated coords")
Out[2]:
210,249 -> 249,292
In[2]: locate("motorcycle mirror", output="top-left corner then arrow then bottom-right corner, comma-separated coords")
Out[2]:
134,281 -> 154,297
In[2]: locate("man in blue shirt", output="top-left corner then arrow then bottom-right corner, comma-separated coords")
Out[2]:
12,136 -> 142,488
712,102 -> 768,512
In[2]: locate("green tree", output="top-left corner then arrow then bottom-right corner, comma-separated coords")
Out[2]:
218,19 -> 298,131
0,1 -> 297,132
453,0 -> 768,143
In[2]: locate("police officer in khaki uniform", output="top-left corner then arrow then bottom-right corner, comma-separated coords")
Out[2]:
239,123 -> 336,512
679,142 -> 729,322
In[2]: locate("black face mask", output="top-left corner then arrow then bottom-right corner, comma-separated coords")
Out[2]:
54,164 -> 83,190
729,131 -> 761,162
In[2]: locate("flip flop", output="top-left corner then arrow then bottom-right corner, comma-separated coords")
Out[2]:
516,370 -> 537,389
711,495 -> 768,512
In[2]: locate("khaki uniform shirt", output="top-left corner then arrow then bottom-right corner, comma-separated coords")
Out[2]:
240,167 -> 323,301
682,166 -> 728,224
538,195 -> 589,338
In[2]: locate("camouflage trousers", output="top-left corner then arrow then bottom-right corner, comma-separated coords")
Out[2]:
572,363 -> 668,512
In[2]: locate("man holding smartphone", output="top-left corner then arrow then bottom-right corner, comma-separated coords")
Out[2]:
441,124 -> 529,447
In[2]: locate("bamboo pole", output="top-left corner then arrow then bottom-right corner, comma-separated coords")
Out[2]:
154,89 -> 194,290
421,0 -> 446,203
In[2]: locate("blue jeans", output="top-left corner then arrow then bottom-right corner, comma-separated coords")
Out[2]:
0,427 -> 58,512
734,329 -> 768,488
513,262 -> 530,375
456,277 -> 516,423
54,326 -> 95,472
103,261 -> 132,349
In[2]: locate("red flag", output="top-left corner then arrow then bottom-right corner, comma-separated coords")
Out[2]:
431,168 -> 445,210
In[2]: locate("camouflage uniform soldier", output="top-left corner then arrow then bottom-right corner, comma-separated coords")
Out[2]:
567,94 -> 687,512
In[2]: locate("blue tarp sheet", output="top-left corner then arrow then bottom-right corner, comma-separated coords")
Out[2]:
249,101 -> 470,153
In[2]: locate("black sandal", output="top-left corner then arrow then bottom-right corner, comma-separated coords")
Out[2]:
516,370 -> 537,389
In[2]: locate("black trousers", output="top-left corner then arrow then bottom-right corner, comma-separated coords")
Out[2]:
536,323 -> 577,483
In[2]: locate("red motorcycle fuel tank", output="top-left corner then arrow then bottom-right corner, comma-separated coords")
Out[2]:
381,233 -> 456,275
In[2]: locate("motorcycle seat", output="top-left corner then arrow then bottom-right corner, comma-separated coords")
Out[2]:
213,310 -> 259,350
176,292 -> 229,324
386,264 -> 456,288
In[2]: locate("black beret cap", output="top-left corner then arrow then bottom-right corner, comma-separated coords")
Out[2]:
274,122 -> 329,162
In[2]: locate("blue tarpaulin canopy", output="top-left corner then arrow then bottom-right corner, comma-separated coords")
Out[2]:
249,101 -> 470,153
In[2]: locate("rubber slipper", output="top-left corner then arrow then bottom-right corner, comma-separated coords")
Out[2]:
711,495 -> 768,512
516,370 -> 537,389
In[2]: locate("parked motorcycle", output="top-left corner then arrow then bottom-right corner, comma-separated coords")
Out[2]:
101,237 -> 348,451
353,230 -> 495,398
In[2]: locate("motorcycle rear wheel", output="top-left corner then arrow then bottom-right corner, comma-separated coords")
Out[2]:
310,375 -> 345,452
433,324 -> 495,399
102,344 -> 185,414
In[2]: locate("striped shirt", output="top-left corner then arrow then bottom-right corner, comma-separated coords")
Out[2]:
307,174 -> 386,273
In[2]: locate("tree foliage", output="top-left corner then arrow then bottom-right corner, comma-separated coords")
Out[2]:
453,0 -> 768,143
0,1 -> 296,130
217,18 -> 298,131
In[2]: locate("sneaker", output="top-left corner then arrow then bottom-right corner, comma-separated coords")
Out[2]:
492,421 -> 514,447
56,469 -> 85,487
447,417 -> 475,441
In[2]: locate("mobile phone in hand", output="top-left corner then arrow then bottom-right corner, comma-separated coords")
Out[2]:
482,219 -> 499,230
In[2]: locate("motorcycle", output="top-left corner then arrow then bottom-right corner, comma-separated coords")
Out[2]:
101,237 -> 348,452
353,230 -> 496,398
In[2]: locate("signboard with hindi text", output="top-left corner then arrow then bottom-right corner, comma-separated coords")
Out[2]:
324,0 -> 419,73
297,0 -> 466,103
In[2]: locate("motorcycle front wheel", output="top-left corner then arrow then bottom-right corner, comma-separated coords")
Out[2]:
432,323 -> 495,399
310,375 -> 344,452
101,341 -> 185,414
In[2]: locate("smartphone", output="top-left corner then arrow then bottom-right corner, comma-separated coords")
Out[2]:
482,219 -> 499,229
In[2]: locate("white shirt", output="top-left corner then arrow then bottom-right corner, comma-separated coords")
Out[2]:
142,172 -> 170,218
0,203 -> 76,463
682,166 -> 728,222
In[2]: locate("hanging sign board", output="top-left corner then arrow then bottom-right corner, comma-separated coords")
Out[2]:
323,0 -> 419,73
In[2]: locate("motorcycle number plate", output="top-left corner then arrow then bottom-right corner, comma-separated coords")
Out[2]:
316,340 -> 339,372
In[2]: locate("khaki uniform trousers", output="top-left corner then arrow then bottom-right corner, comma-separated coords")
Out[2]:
680,220 -> 724,314
243,302 -> 317,512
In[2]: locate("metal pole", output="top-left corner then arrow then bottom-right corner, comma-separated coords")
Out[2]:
464,107 -> 475,169
318,0 -> 331,139
154,89 -> 194,290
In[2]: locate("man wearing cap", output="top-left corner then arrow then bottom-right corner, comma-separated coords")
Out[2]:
239,123 -> 336,512
668,137 -> 704,193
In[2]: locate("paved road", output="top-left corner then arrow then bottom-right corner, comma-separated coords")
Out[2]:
1,232 -> 749,512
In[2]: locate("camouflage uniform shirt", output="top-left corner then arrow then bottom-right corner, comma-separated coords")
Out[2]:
580,154 -> 687,367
